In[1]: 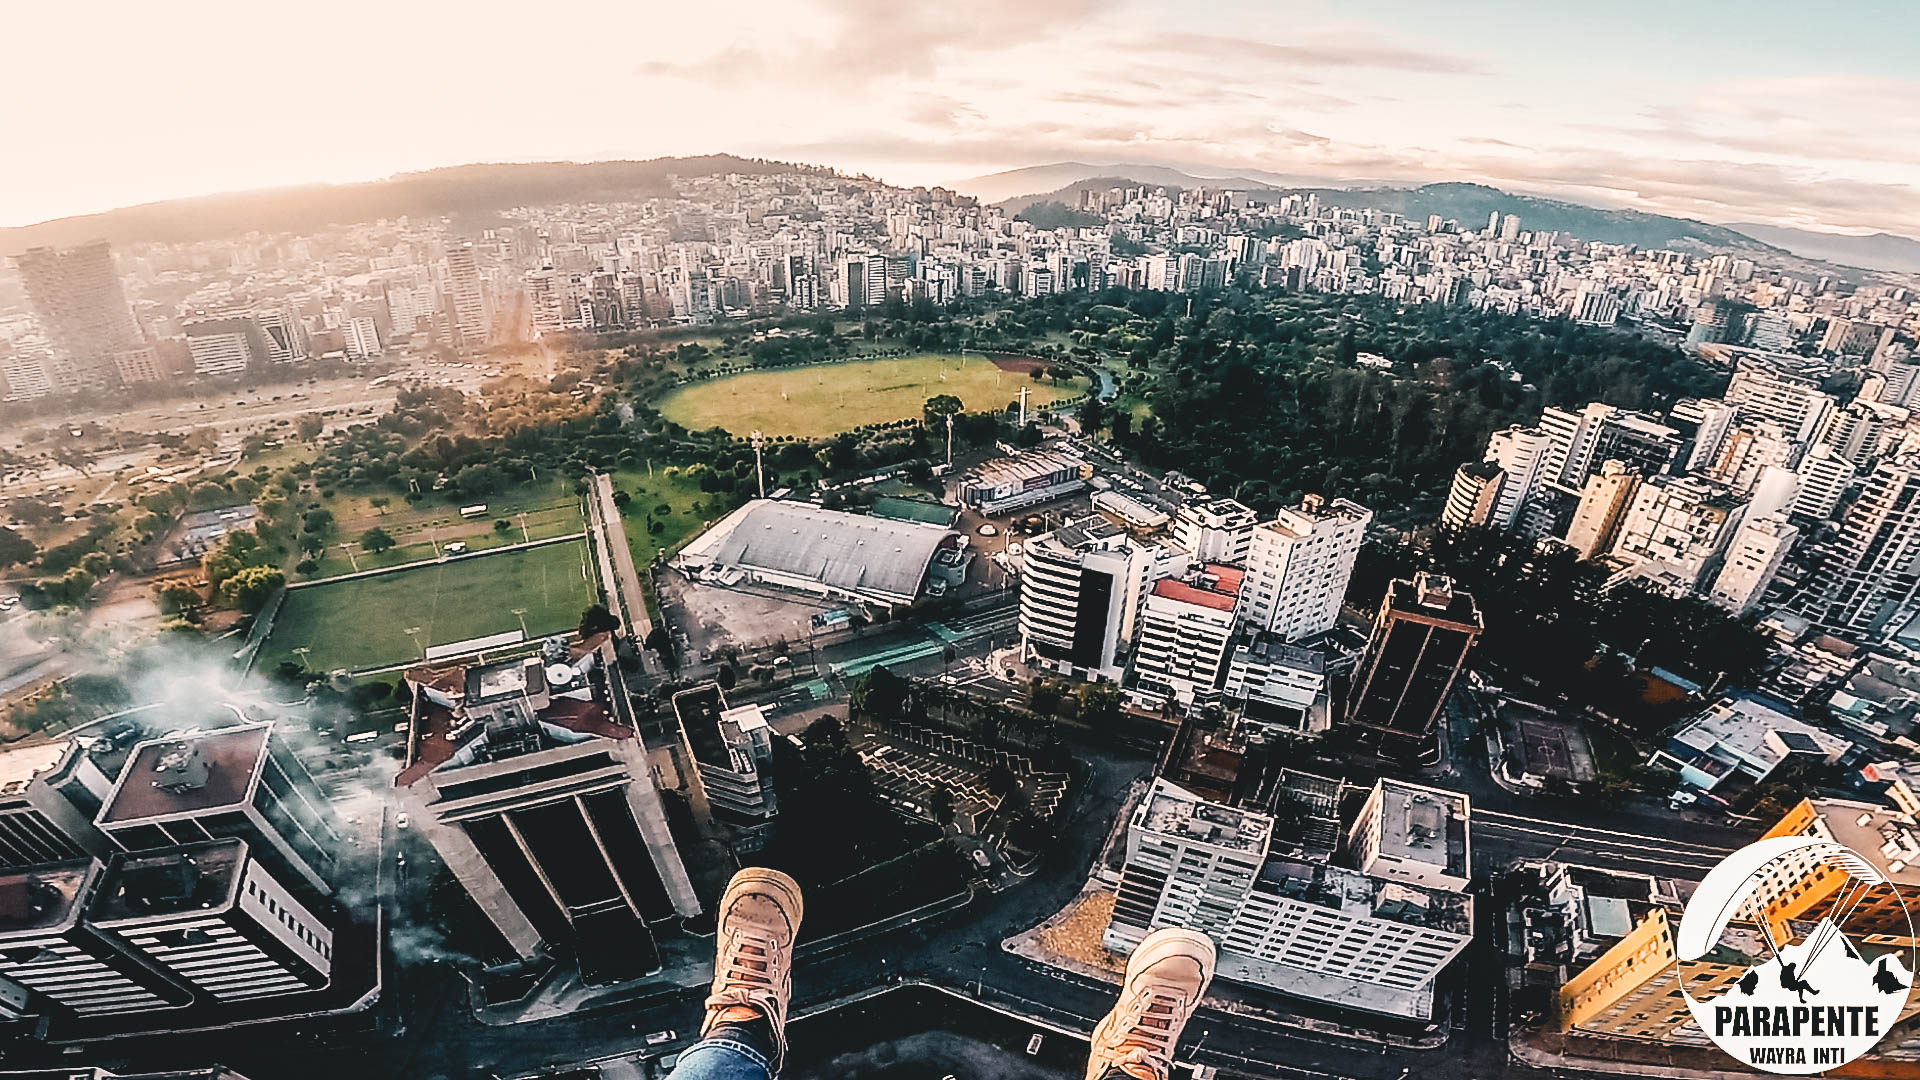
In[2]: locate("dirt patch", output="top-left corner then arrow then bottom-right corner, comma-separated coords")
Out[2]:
985,353 -> 1052,375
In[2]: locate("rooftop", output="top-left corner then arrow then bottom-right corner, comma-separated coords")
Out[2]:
1139,778 -> 1273,854
1385,574 -> 1483,628
91,840 -> 244,925
0,860 -> 94,936
99,725 -> 271,825
1805,798 -> 1920,885
1251,858 -> 1472,936
707,499 -> 957,603
671,683 -> 732,771
1371,778 -> 1471,881
1150,564 -> 1243,612
398,658 -> 629,788
1234,633 -> 1326,674
1263,495 -> 1372,538
0,741 -> 74,798
961,449 -> 1083,488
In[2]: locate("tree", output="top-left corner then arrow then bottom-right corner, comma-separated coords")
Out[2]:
359,527 -> 396,554
717,663 -> 737,691
155,581 -> 199,614
579,604 -> 622,637
493,519 -> 512,534
219,566 -> 284,613
922,393 -> 964,430
0,526 -> 38,570
1077,683 -> 1123,727
369,496 -> 390,515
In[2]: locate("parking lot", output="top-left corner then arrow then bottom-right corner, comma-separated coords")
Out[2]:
850,723 -> 1069,833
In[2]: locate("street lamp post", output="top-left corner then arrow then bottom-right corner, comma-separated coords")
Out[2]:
512,608 -> 529,639
403,626 -> 425,659
750,430 -> 766,498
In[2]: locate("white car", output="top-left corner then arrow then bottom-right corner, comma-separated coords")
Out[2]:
977,523 -> 998,536
0,596 -> 18,612
395,813 -> 410,830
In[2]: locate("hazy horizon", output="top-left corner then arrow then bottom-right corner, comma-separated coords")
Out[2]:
7,0 -> 1919,237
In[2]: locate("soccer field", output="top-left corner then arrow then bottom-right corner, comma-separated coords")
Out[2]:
261,540 -> 597,674
654,354 -> 1086,438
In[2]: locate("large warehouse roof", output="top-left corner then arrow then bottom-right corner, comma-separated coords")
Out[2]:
706,500 -> 956,604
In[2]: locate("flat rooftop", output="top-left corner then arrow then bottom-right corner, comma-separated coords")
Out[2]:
1373,779 -> 1471,880
0,741 -> 73,798
91,840 -> 244,924
99,725 -> 271,824
1252,858 -> 1472,936
0,859 -> 94,936
1138,779 -> 1273,855
671,684 -> 732,771
1150,565 -> 1243,612
1806,798 -> 1920,885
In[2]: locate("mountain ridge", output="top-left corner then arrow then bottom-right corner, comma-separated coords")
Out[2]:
1725,222 -> 1920,274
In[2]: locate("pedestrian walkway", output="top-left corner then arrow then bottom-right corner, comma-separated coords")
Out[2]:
830,638 -> 944,678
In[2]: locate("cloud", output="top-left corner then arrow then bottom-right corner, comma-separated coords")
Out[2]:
1137,30 -> 1484,75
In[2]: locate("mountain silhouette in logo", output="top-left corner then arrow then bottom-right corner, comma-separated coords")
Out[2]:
1706,918 -> 1913,1011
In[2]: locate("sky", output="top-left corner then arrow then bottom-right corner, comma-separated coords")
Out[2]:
6,0 -> 1919,236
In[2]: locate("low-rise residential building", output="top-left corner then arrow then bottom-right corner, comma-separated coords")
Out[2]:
1651,696 -> 1848,797
1130,565 -> 1243,708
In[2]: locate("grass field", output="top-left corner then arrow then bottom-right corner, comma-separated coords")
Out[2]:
297,479 -> 584,580
262,540 -> 597,674
653,354 -> 1086,438
604,468 -> 715,564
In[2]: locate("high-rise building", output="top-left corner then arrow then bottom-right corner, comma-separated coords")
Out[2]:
1020,515 -> 1178,682
1563,460 -> 1641,559
0,740 -> 120,868
1344,574 -> 1483,763
0,858 -> 192,1019
342,316 -> 381,361
0,338 -> 56,401
1171,498 -> 1256,564
88,839 -> 331,1004
95,724 -> 340,899
1239,496 -> 1372,642
1724,367 -> 1836,443
1798,455 -> 1920,642
1704,420 -> 1802,495
252,306 -> 307,363
670,684 -> 778,822
1707,513 -> 1797,615
182,317 -> 261,377
1609,475 -> 1746,594
1790,441 -> 1858,522
1130,565 -> 1244,708
1440,460 -> 1505,532
1104,776 -> 1473,1020
12,241 -> 145,393
397,645 -> 699,977
1537,403 -> 1683,488
444,241 -> 490,348
1817,399 -> 1905,469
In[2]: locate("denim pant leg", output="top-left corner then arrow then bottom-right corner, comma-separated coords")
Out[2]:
663,1023 -> 776,1080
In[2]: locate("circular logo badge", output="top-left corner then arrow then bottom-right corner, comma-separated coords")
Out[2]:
1678,835 -> 1915,1074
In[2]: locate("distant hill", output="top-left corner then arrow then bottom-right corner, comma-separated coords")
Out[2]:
952,162 -> 1302,205
981,164 -> 1785,254
1725,222 -> 1920,274
0,155 -> 827,252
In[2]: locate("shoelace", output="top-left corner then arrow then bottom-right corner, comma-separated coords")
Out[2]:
1111,985 -> 1184,1060
709,929 -> 786,1005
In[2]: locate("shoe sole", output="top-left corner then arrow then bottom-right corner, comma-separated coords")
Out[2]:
721,867 -> 806,935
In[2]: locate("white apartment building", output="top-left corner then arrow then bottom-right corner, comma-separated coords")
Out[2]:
1792,443 -> 1858,522
1220,634 -> 1330,737
1610,475 -> 1747,594
1724,367 -> 1836,443
1172,498 -> 1257,564
1708,513 -> 1797,615
1480,425 -> 1555,529
1130,566 -> 1244,708
1239,496 -> 1372,642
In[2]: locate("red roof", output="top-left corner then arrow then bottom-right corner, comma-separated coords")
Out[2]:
1152,577 -> 1238,612
395,690 -> 631,789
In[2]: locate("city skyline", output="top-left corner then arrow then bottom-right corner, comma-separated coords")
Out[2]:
6,0 -> 1919,237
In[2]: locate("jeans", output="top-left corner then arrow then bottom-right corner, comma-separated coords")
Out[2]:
664,1022 -> 776,1080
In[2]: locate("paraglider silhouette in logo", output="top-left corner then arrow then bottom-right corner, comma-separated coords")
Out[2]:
1676,835 -> 1917,1074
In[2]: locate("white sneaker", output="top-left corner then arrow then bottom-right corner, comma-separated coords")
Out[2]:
700,868 -> 805,1072
1085,927 -> 1217,1080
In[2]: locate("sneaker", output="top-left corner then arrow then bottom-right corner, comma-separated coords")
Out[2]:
701,868 -> 805,1072
1085,927 -> 1216,1080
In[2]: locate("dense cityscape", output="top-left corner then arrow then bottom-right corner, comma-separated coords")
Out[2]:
4,41 -> 1920,1080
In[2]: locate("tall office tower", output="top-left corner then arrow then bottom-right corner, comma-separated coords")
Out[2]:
88,840 -> 331,1004
1798,455 -> 1920,642
252,307 -> 306,364
1478,425 -> 1554,529
1874,358 -> 1920,409
1344,574 -> 1482,763
1705,420 -> 1802,495
1686,299 -> 1733,347
1130,565 -> 1244,708
1020,515 -> 1179,682
1239,496 -> 1372,642
342,317 -> 381,361
1789,442 -> 1857,523
1487,211 -> 1502,235
1499,213 -> 1521,241
1669,398 -> 1737,473
182,317 -> 261,377
1440,461 -> 1505,532
444,241 -> 490,348
1171,498 -> 1257,563
1817,399 -> 1905,469
669,684 -> 778,822
1572,286 -> 1621,327
1724,367 -> 1836,442
0,859 -> 192,1019
1707,513 -> 1797,615
1563,461 -> 1641,559
524,268 -> 565,335
397,646 -> 700,977
95,724 -> 340,898
1610,475 -> 1747,594
0,740 -> 118,868
1104,776 -> 1473,1021
12,241 -> 145,393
